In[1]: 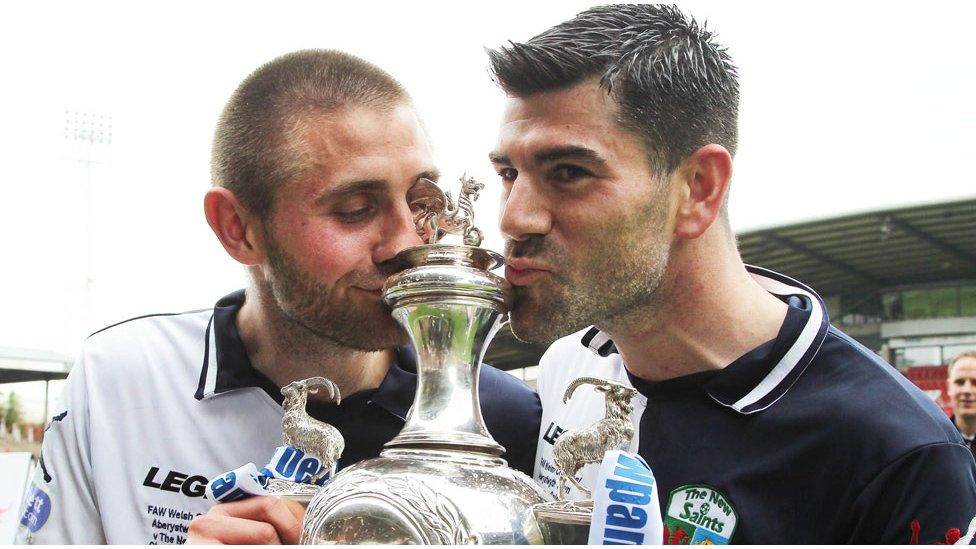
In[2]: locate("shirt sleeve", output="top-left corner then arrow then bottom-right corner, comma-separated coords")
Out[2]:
846,442 -> 976,544
478,366 -> 542,478
502,389 -> 542,477
16,350 -> 105,544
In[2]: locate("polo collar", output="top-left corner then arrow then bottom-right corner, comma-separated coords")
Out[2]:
194,289 -> 418,420
580,265 -> 830,415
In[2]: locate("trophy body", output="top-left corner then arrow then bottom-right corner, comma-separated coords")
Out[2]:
303,450 -> 545,544
301,181 -> 550,544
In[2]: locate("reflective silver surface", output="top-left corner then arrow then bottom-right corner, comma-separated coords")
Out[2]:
272,377 -> 345,506
300,177 -> 550,544
282,377 -> 345,482
411,175 -> 485,246
533,500 -> 593,545
553,377 -> 636,499
530,377 -> 638,544
382,244 -> 506,457
303,451 -> 545,544
266,479 -> 321,507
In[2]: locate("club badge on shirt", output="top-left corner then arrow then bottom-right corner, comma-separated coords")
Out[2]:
663,484 -> 738,544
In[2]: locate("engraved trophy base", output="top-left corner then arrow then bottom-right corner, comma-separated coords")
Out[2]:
532,499 -> 593,545
302,449 -> 548,544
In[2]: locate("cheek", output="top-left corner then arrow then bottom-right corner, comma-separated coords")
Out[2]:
561,206 -> 646,250
283,221 -> 377,282
551,208 -> 616,261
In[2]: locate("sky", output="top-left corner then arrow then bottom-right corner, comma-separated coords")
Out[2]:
1,1 -> 974,421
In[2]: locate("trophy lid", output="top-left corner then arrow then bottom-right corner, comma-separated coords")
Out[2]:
383,244 -> 506,310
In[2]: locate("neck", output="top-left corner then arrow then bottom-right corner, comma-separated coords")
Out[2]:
604,228 -> 788,383
236,286 -> 392,400
956,414 -> 976,438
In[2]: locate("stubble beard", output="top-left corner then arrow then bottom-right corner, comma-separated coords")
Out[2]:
954,398 -> 976,421
262,236 -> 404,352
508,201 -> 672,344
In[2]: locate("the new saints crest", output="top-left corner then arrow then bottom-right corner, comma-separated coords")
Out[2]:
664,484 -> 738,544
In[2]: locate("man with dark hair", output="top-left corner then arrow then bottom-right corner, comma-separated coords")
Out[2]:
17,49 -> 540,545
489,5 -> 976,544
948,351 -> 976,457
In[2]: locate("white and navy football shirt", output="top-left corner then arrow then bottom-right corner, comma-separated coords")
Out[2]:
534,266 -> 976,544
17,290 -> 540,544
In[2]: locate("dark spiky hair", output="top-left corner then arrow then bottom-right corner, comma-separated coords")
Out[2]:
488,4 -> 739,177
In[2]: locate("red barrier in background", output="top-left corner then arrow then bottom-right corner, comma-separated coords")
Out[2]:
902,365 -> 951,416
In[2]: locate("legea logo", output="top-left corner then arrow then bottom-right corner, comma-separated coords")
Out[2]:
143,467 -> 209,498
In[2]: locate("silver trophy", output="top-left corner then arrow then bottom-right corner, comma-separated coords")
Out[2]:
533,377 -> 637,544
300,175 -> 550,544
268,377 -> 345,506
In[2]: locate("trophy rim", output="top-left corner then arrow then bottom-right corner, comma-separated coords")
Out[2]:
532,499 -> 594,525
265,479 -> 322,505
395,243 -> 504,271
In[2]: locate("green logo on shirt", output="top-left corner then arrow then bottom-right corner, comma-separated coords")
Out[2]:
663,484 -> 738,544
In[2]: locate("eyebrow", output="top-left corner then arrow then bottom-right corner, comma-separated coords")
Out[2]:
489,145 -> 606,167
488,151 -> 511,165
316,180 -> 387,204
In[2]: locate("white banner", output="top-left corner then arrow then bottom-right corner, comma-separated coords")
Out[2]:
589,451 -> 663,545
206,445 -> 330,502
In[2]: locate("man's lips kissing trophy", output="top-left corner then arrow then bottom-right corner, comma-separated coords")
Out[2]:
298,175 -> 551,544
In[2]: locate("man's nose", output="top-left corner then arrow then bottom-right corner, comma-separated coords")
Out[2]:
499,177 -> 552,242
373,201 -> 423,264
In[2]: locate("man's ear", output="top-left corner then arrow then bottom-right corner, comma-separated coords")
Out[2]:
672,144 -> 733,240
203,187 -> 265,266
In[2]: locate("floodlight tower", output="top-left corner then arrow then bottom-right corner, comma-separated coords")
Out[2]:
63,110 -> 112,333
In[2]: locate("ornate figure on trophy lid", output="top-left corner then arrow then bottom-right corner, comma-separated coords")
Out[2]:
300,176 -> 551,544
411,174 -> 484,247
532,377 -> 637,544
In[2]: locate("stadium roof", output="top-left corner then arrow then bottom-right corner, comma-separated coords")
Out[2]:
737,197 -> 976,298
0,347 -> 72,384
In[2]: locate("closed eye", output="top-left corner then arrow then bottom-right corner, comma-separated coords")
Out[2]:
336,207 -> 374,222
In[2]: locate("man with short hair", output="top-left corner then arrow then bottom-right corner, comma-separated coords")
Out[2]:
948,351 -> 976,457
18,50 -> 539,545
488,5 -> 976,544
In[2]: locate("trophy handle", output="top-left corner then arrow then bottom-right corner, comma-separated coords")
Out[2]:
553,378 -> 636,500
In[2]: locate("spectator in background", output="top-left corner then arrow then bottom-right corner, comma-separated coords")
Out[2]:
949,351 -> 976,457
